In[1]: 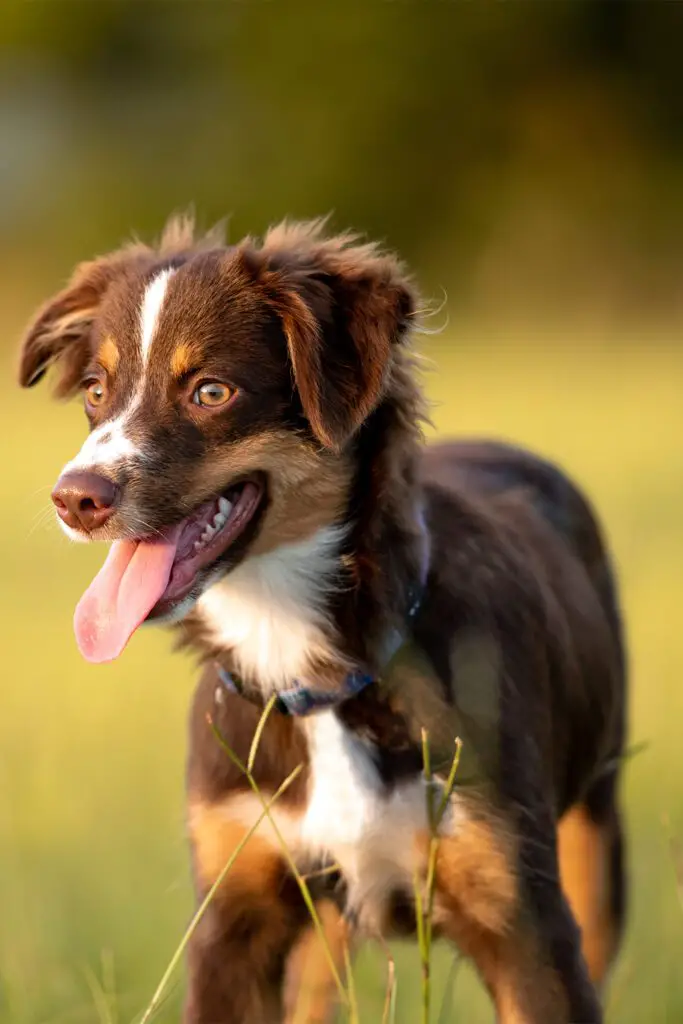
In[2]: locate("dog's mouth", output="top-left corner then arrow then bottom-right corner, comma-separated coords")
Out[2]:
74,478 -> 264,664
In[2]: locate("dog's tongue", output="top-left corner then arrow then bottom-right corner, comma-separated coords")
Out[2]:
74,532 -> 180,663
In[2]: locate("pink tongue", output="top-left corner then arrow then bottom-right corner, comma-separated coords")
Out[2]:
74,532 -> 180,663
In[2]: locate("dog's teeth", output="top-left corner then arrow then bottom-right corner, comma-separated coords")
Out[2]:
202,526 -> 216,542
194,540 -> 202,551
213,512 -> 227,530
218,497 -> 232,516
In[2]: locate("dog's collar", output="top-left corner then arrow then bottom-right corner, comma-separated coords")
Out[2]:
215,514 -> 430,717
216,664 -> 376,716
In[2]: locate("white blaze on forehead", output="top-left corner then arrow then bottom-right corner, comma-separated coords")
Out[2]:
63,416 -> 138,472
139,268 -> 176,364
63,267 -> 177,474
59,269 -> 177,479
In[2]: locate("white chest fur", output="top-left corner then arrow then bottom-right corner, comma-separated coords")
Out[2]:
301,712 -> 459,926
306,713 -> 419,905
220,710 -> 459,932
197,526 -> 346,692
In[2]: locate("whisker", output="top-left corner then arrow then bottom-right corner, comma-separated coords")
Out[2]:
125,514 -> 165,541
27,505 -> 58,538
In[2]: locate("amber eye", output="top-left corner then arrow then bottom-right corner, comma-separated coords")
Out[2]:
193,381 -> 233,408
85,379 -> 107,408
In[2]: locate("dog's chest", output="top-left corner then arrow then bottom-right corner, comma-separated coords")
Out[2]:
299,711 -> 453,927
196,529 -> 458,925
301,711 -> 387,853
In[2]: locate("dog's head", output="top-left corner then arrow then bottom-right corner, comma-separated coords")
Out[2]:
19,216 -> 416,663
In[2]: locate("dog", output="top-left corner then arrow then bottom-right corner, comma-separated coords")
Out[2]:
19,215 -> 626,1023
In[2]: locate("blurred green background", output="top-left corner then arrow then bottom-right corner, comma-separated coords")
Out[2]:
1,3 -> 682,1022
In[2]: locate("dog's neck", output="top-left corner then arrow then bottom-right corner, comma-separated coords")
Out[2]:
190,367 -> 428,699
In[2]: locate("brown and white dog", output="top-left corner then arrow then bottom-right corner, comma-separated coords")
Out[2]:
19,216 -> 626,1023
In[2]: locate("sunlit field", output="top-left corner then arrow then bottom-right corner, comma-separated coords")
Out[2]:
1,320 -> 681,1023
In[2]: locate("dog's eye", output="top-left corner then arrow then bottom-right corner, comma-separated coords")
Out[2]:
193,381 -> 233,408
85,379 -> 107,408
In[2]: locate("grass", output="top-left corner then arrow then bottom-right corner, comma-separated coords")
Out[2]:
0,320 -> 682,1022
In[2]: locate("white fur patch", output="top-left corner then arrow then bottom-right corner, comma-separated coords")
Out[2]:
63,416 -> 138,472
197,526 -> 346,692
139,268 -> 175,364
208,709 -> 460,930
56,519 -> 91,543
301,712 -> 458,917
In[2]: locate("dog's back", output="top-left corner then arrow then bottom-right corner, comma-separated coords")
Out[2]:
423,438 -> 625,674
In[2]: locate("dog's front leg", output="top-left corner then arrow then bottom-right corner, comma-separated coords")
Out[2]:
185,797 -> 349,1024
184,801 -> 304,1024
184,902 -> 286,1024
184,886 -> 347,1024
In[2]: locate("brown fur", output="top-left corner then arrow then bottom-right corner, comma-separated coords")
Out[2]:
179,430 -> 353,556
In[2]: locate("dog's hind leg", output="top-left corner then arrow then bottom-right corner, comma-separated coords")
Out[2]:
558,768 -> 626,991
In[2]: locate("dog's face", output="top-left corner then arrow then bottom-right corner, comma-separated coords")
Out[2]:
19,219 -> 414,663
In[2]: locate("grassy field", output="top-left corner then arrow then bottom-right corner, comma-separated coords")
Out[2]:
1,322 -> 682,1023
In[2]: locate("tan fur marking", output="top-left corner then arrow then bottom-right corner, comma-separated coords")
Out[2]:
97,335 -> 120,375
421,812 -> 517,936
170,341 -> 199,379
284,900 -> 349,1024
189,798 -> 284,894
558,804 -> 615,986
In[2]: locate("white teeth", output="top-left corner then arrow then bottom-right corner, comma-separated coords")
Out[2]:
192,498 -> 234,555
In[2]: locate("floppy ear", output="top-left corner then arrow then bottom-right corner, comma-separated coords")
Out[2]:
260,222 -> 416,452
18,245 -> 149,396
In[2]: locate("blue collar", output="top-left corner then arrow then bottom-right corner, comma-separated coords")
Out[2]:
216,664 -> 376,716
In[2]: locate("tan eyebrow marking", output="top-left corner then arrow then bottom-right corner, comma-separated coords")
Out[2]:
97,336 -> 120,375
170,342 -> 201,379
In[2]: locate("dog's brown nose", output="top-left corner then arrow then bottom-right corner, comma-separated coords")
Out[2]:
52,470 -> 119,532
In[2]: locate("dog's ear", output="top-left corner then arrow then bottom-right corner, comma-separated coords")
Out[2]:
259,222 -> 417,452
18,246 -> 149,396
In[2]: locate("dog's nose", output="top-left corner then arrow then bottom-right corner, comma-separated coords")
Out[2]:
52,471 -> 119,532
